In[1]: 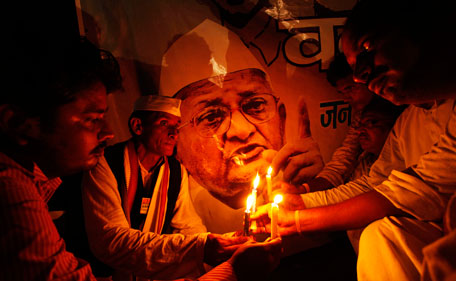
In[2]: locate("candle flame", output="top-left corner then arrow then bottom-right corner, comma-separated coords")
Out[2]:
253,172 -> 260,190
246,194 -> 254,212
273,194 -> 283,204
267,166 -> 273,176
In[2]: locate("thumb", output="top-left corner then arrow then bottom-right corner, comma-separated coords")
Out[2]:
298,96 -> 311,139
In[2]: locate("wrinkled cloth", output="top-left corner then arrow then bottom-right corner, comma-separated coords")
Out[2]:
421,193 -> 456,281
0,152 -> 95,281
317,112 -> 363,187
82,154 -> 208,280
301,99 -> 456,280
346,151 -> 378,254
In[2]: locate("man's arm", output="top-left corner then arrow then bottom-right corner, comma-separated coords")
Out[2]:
82,156 -> 208,279
295,190 -> 406,233
170,166 -> 207,234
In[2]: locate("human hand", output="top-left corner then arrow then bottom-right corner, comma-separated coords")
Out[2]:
250,204 -> 298,236
229,237 -> 282,281
267,97 -> 324,185
273,180 -> 309,194
203,233 -> 250,267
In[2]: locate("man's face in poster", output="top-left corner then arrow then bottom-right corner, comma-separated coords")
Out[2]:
176,68 -> 285,208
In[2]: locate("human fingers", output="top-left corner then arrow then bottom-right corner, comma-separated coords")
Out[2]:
298,96 -> 311,139
261,149 -> 277,165
274,180 -> 307,194
281,140 -> 323,184
250,203 -> 272,220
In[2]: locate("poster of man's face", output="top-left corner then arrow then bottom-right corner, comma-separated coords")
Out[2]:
79,0 -> 357,218
176,68 -> 285,207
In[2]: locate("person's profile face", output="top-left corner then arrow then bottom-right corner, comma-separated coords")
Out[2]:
176,69 -> 284,207
36,81 -> 113,176
139,113 -> 180,157
335,76 -> 373,112
342,30 -> 423,105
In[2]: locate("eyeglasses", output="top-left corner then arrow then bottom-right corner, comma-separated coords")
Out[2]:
179,93 -> 279,137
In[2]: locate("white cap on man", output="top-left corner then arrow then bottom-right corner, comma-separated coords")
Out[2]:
133,95 -> 181,117
159,19 -> 266,97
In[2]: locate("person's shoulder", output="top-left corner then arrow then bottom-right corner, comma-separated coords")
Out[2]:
0,152 -> 35,189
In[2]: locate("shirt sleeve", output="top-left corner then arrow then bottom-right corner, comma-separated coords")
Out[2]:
301,175 -> 372,208
317,114 -> 363,187
0,177 -> 95,281
375,104 -> 456,221
81,157 -> 208,280
171,165 -> 207,234
302,111 -> 407,208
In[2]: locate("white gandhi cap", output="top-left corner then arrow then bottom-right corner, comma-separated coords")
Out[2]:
159,19 -> 266,97
133,95 -> 181,117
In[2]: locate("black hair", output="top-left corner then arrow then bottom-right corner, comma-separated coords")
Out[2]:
361,95 -> 407,123
326,53 -> 353,87
4,26 -> 122,120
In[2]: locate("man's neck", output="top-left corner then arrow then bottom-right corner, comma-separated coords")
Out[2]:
135,142 -> 162,171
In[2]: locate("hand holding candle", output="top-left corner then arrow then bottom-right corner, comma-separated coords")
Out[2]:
270,194 -> 283,239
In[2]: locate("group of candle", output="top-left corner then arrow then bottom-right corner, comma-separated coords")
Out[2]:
244,166 -> 283,239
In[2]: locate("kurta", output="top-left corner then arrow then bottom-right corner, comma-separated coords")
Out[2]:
317,112 -> 363,187
300,99 -> 456,280
82,142 -> 208,280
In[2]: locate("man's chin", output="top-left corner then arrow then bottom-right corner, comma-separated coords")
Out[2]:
208,187 -> 251,209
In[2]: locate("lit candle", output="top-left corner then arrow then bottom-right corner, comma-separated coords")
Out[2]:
271,194 -> 283,239
244,195 -> 254,236
250,173 -> 260,231
251,173 -> 260,213
266,166 -> 273,202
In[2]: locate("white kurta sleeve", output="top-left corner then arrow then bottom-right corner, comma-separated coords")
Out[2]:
302,112 -> 405,208
170,165 -> 207,234
82,156 -> 208,279
317,114 -> 363,187
375,103 -> 456,221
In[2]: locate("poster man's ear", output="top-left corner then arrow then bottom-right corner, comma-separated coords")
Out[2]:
129,117 -> 143,136
0,105 -> 41,146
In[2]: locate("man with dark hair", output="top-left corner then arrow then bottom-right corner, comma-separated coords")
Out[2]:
82,95 -> 208,280
1,26 -> 281,281
1,34 -> 122,280
253,0 -> 456,279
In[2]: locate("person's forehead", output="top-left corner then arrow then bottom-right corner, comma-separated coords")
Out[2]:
74,82 -> 108,114
180,70 -> 272,109
146,111 -> 180,122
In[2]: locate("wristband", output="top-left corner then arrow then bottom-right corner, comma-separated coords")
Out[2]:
295,210 -> 302,235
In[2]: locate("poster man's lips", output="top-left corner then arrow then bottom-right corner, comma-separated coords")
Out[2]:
230,145 -> 266,162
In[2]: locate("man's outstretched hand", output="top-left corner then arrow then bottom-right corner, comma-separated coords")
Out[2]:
203,233 -> 250,267
229,237 -> 282,281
